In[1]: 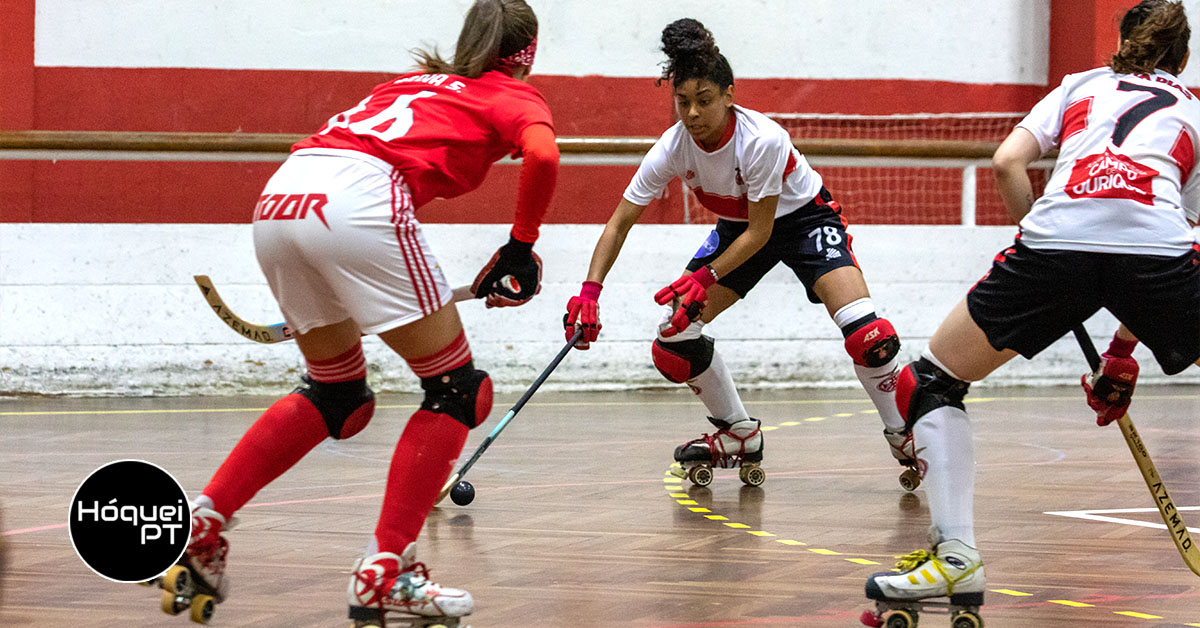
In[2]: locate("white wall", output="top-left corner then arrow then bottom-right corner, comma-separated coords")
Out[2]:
34,0 -> 1051,84
3,222 -> 1190,396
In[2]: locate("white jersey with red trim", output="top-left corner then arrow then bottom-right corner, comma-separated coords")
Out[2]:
623,105 -> 822,221
1017,67 -> 1200,256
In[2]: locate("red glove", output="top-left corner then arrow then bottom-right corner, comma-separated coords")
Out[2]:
564,281 -> 603,349
654,265 -> 718,338
1081,335 -> 1139,426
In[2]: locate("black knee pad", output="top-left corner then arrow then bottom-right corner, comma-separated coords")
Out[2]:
293,375 -> 375,439
652,336 -> 715,383
420,363 -> 493,429
900,357 -> 970,428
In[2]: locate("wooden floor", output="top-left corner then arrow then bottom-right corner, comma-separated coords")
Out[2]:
1,386 -> 1198,627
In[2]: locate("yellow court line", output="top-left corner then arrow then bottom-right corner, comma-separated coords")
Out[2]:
1049,600 -> 1093,607
808,548 -> 842,555
846,558 -> 880,565
776,539 -> 807,546
6,393 -> 1200,417
1114,611 -> 1162,620
992,589 -> 1033,597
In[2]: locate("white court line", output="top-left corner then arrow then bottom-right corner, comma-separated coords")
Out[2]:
1045,507 -> 1200,533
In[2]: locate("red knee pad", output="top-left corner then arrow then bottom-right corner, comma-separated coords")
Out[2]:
418,365 -> 493,429
845,318 -> 900,368
652,337 -> 714,383
473,373 -> 493,428
338,398 -> 376,439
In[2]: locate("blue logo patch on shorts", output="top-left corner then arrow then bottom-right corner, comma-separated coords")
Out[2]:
693,230 -> 719,259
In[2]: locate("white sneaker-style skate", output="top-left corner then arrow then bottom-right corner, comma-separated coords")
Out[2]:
151,505 -> 234,624
883,428 -> 924,491
348,543 -> 473,627
861,537 -> 985,628
670,417 -> 765,487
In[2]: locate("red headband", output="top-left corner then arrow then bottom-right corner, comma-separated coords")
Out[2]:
495,38 -> 537,74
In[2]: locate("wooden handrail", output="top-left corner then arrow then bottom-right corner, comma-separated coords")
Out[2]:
0,130 -> 1001,159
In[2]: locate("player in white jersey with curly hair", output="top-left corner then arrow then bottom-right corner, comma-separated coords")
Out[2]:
563,17 -> 913,488
862,2 -> 1200,624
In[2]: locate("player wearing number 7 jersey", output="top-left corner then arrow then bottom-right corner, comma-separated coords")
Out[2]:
159,2 -> 557,626
861,2 -> 1200,623
564,18 -> 911,489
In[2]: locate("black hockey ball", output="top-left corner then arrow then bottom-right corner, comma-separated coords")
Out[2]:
450,480 -> 475,506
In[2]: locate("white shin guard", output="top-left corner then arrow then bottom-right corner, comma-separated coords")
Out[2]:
912,406 -> 977,547
688,349 -> 749,422
853,358 -> 906,432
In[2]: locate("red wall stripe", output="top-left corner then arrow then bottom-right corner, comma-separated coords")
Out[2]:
0,0 -> 36,222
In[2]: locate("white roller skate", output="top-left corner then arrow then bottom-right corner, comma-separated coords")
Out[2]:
670,417 -> 765,487
348,543 -> 473,628
148,506 -> 234,625
861,533 -> 985,628
884,428 -> 924,491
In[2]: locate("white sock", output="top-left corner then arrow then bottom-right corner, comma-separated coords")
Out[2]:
688,349 -> 749,422
854,360 -> 905,432
194,494 -> 214,511
913,406 -> 976,546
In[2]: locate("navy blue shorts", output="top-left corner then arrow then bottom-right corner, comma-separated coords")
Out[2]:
684,188 -> 860,303
966,240 -> 1200,375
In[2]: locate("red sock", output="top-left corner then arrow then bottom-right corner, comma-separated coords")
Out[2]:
203,344 -> 367,519
373,410 -> 468,554
373,332 -> 475,554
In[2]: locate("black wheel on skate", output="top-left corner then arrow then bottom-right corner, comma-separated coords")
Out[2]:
688,465 -> 713,487
898,468 -> 921,492
885,609 -> 915,628
739,464 -> 765,487
189,594 -> 214,624
951,611 -> 982,628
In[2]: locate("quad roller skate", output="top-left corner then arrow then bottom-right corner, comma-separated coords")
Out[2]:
348,544 -> 473,628
145,506 -> 233,624
861,536 -> 985,628
669,417 -> 764,487
883,428 -> 923,491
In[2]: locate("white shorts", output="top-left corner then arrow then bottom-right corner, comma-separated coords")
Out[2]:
252,149 -> 452,335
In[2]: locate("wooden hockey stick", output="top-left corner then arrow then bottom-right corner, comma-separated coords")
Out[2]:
194,274 -> 474,343
1072,325 -> 1200,577
436,328 -> 584,506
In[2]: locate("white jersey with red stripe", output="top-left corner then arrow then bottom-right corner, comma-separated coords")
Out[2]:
1017,67 -> 1200,256
623,105 -> 822,221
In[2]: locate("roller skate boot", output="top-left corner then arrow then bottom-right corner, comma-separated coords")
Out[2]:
670,417 -> 764,487
861,534 -> 985,628
884,428 -> 923,491
150,506 -> 234,624
348,543 -> 473,627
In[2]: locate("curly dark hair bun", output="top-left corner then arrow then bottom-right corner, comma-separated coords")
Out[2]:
661,18 -> 718,61
658,18 -> 734,88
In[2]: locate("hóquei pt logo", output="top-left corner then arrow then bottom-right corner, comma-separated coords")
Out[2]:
69,459 -> 191,582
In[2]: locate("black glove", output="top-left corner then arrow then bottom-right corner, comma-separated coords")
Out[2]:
471,236 -> 542,308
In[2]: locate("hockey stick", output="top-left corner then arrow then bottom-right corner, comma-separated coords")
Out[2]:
436,328 -> 584,505
194,274 -> 474,343
1072,325 -> 1200,577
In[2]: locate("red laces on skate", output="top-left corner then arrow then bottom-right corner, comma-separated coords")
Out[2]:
687,424 -> 760,468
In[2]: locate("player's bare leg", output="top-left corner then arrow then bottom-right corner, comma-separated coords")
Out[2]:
863,299 -> 1015,627
655,285 -> 765,486
349,304 -> 481,626
813,267 -> 914,487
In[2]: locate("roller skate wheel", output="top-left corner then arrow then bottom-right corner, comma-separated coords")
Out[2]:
951,611 -> 982,628
163,564 -> 190,594
189,594 -> 214,624
688,465 -> 713,487
161,590 -> 187,616
860,610 -> 884,627
885,609 -> 915,628
739,464 -> 766,487
898,468 -> 921,492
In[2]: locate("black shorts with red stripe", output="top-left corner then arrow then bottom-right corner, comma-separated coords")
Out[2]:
966,240 -> 1200,375
685,187 -> 859,303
